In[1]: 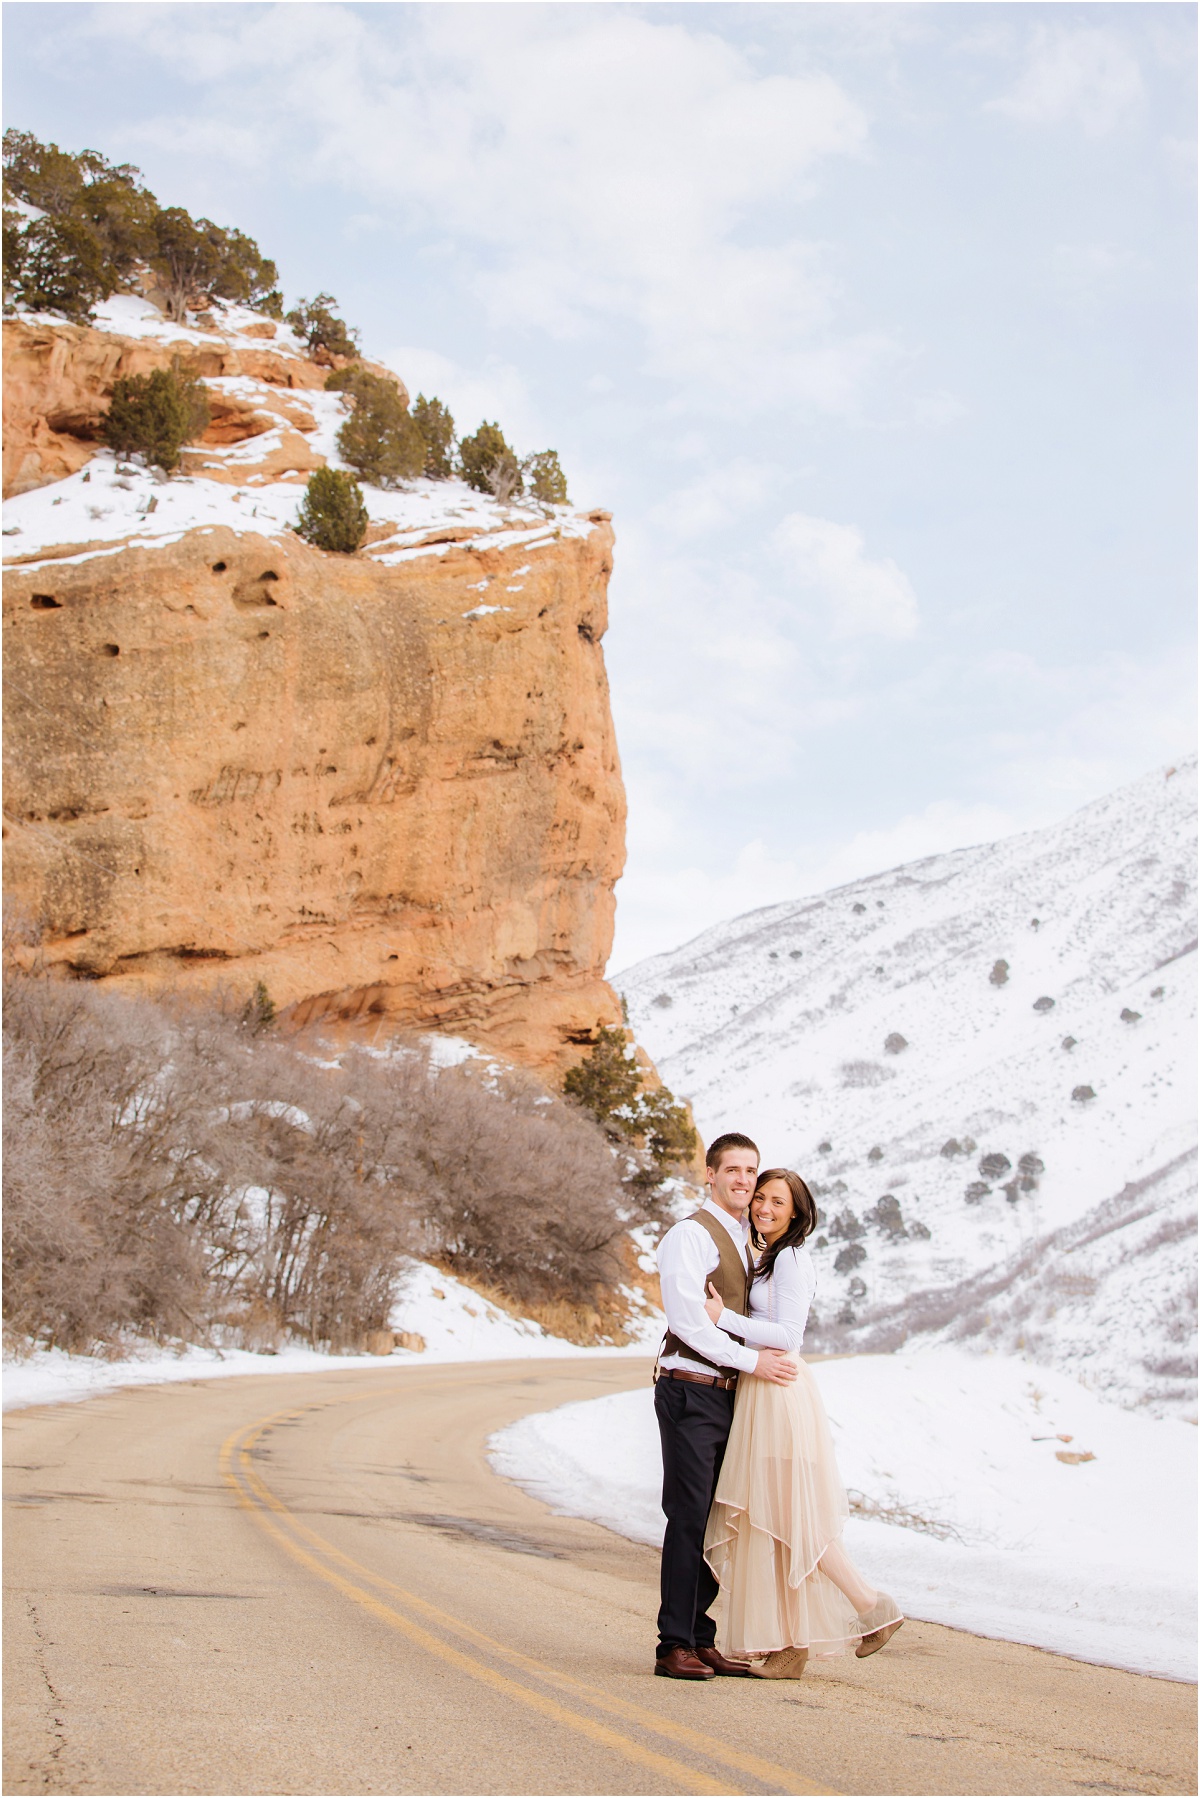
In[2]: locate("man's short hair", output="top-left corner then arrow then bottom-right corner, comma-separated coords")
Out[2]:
706,1131 -> 760,1171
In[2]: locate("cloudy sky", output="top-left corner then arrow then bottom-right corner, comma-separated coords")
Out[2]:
6,1 -> 1195,968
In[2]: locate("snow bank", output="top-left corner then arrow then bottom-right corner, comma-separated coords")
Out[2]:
489,1346 -> 1197,1682
2,447 -> 589,575
3,1257 -> 661,1414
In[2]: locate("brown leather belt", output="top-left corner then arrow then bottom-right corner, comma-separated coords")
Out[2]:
658,1368 -> 738,1391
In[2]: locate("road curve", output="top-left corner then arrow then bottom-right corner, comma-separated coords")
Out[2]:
4,1357 -> 1195,1796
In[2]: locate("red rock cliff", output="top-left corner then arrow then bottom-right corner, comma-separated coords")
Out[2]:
2,313 -> 626,1071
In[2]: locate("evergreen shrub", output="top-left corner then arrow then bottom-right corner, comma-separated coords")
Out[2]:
287,292 -> 359,359
459,421 -> 522,499
524,449 -> 569,506
335,371 -> 424,487
102,362 -> 210,472
413,394 -> 455,479
295,467 -> 368,554
3,130 -> 279,323
563,1025 -> 696,1198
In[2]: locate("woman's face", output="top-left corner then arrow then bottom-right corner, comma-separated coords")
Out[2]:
751,1178 -> 796,1245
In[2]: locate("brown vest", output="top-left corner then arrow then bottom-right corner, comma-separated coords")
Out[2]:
661,1208 -> 756,1376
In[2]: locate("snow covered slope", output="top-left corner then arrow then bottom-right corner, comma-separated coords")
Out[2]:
617,760 -> 1197,1417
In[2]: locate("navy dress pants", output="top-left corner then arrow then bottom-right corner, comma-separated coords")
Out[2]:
654,1375 -> 735,1653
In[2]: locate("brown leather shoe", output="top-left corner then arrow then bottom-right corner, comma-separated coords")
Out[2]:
693,1644 -> 754,1677
654,1646 -> 715,1680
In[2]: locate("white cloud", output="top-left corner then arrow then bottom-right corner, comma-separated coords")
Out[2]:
989,27 -> 1144,136
772,513 -> 919,639
646,461 -> 782,539
87,2 -> 879,412
378,344 -> 538,446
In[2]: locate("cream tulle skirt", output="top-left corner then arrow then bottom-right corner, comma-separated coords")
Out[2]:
704,1356 -> 885,1659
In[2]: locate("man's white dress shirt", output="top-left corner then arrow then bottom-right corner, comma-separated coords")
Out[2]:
656,1198 -> 758,1376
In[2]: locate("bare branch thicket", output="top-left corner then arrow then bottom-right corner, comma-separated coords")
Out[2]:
2,974 -> 212,1352
411,1059 -> 626,1305
3,972 -> 631,1355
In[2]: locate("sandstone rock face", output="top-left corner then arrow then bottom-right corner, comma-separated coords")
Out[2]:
4,516 -> 626,1070
2,316 -> 406,497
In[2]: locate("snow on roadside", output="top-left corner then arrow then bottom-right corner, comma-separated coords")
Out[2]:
3,1257 -> 661,1414
489,1345 -> 1197,1682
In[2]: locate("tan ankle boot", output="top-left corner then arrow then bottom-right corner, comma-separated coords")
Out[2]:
856,1595 -> 904,1658
752,1646 -> 809,1679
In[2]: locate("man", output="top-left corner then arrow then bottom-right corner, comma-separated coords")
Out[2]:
653,1131 -> 798,1680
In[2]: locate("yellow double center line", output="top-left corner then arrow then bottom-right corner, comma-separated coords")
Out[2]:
220,1392 -> 835,1797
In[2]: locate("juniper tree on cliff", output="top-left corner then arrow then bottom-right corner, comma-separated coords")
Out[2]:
335,371 -> 424,487
459,421 -> 523,500
3,130 -> 156,319
3,129 -> 281,323
102,362 -> 211,473
413,394 -> 455,479
295,468 -> 369,554
286,292 -> 360,359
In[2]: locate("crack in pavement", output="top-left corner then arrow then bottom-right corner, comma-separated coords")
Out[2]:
24,1598 -> 69,1793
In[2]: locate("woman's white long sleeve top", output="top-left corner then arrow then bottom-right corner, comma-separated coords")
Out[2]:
718,1244 -> 816,1352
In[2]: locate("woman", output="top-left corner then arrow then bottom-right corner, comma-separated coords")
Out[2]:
702,1168 -> 903,1679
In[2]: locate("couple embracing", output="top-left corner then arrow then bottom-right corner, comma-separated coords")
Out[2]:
653,1132 -> 904,1681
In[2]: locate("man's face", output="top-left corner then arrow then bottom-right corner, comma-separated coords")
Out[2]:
706,1149 -> 759,1215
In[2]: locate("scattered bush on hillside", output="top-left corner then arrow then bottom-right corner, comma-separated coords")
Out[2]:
3,130 -> 280,323
294,467 -> 368,554
335,370 -> 424,487
563,1025 -> 696,1202
3,130 -> 155,318
286,292 -> 359,359
523,449 -> 569,506
102,361 -> 211,473
324,364 -> 361,392
148,207 -> 280,322
413,394 -> 455,479
3,969 -> 633,1355
840,1059 -> 893,1088
459,421 -> 522,500
865,1194 -> 907,1239
989,959 -> 1009,986
834,1241 -> 867,1275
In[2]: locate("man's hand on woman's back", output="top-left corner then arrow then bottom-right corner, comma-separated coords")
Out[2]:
753,1349 -> 798,1384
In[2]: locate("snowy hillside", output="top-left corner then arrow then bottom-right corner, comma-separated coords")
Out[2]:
617,760 -> 1197,1417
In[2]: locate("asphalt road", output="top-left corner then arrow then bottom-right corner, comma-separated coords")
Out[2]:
4,1357 -> 1195,1796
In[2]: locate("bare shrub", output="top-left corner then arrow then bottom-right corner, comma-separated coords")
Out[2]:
192,1036 -> 419,1350
2,974 -> 212,1352
409,1060 -> 625,1306
840,1060 -> 894,1088
4,963 -> 630,1355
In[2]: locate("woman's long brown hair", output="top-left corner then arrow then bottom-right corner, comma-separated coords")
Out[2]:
750,1167 -> 818,1284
